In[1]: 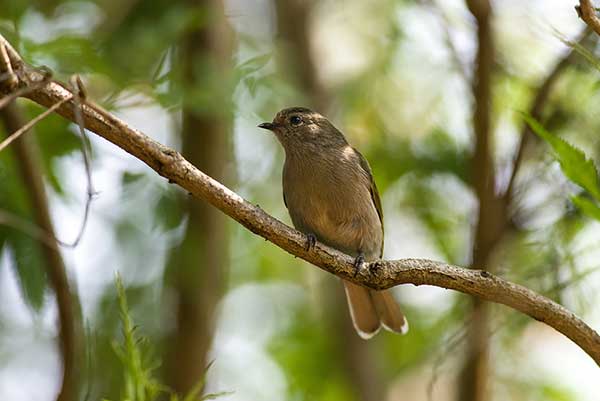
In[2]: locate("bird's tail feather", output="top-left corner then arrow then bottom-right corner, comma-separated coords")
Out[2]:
343,280 -> 408,339
371,289 -> 409,334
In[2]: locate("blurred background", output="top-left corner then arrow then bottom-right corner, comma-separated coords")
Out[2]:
1,0 -> 600,400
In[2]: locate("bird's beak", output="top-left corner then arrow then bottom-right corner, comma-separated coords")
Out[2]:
258,122 -> 276,131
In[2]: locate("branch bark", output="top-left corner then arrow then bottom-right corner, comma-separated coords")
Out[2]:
1,35 -> 600,368
577,0 -> 600,36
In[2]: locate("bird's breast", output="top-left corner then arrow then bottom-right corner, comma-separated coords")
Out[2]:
282,154 -> 382,258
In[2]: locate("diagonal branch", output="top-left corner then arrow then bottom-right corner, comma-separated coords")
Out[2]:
577,0 -> 600,36
0,95 -> 72,152
1,34 -> 600,368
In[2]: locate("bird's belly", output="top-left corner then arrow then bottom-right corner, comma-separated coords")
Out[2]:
288,193 -> 382,259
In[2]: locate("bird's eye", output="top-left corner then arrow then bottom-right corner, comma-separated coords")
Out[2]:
289,115 -> 302,126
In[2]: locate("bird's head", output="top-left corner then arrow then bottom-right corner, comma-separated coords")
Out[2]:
258,107 -> 347,150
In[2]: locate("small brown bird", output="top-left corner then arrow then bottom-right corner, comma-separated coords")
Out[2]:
259,107 -> 408,338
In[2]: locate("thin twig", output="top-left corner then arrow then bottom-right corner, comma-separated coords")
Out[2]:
428,304 -> 538,401
421,0 -> 469,80
0,34 -> 22,66
0,95 -> 73,152
0,76 -> 96,248
0,210 -> 61,250
427,315 -> 472,401
0,68 -> 53,110
0,208 -> 85,249
0,42 -> 17,90
68,75 -> 95,247
0,84 -> 43,110
503,28 -> 592,205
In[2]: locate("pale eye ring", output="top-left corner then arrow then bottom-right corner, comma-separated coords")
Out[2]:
289,115 -> 302,126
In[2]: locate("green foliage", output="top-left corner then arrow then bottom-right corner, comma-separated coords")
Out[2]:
0,137 -> 47,309
2,227 -> 48,309
399,173 -> 471,264
560,36 -> 600,72
269,308 -> 360,401
522,113 -> 600,220
379,298 -> 466,374
107,275 -> 230,401
22,102 -> 82,194
2,2 -> 600,400
571,194 -> 600,220
109,274 -> 165,401
235,53 -> 272,97
0,104 -> 81,311
365,128 -> 469,193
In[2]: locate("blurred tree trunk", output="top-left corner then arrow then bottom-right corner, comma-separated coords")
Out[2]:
274,0 -> 328,111
457,12 -> 591,401
459,2 -> 502,401
0,102 -> 83,401
164,0 -> 233,395
274,2 -> 383,401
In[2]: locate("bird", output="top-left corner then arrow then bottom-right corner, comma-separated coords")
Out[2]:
258,107 -> 408,338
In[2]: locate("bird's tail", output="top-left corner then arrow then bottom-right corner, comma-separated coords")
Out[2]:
343,280 -> 408,339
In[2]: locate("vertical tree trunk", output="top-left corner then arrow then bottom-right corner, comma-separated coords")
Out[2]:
165,0 -> 233,394
459,2 -> 501,401
456,18 -> 591,401
0,101 -> 83,401
274,0 -> 328,112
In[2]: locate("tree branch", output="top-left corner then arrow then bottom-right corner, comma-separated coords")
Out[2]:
577,1 -> 600,36
1,34 -> 600,367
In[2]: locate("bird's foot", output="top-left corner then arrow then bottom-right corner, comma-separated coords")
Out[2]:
353,253 -> 365,277
305,233 -> 317,251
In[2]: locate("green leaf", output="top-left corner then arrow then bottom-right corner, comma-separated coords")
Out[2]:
559,36 -> 600,72
201,391 -> 234,400
181,361 -> 212,401
235,54 -> 271,76
571,195 -> 600,221
521,113 -> 600,200
154,191 -> 183,230
122,172 -> 147,186
0,153 -> 48,310
7,230 -> 48,310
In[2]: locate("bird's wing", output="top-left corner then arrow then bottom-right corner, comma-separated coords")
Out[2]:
353,148 -> 384,255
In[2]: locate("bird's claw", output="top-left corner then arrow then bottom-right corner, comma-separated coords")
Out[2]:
353,253 -> 365,277
305,233 -> 317,251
